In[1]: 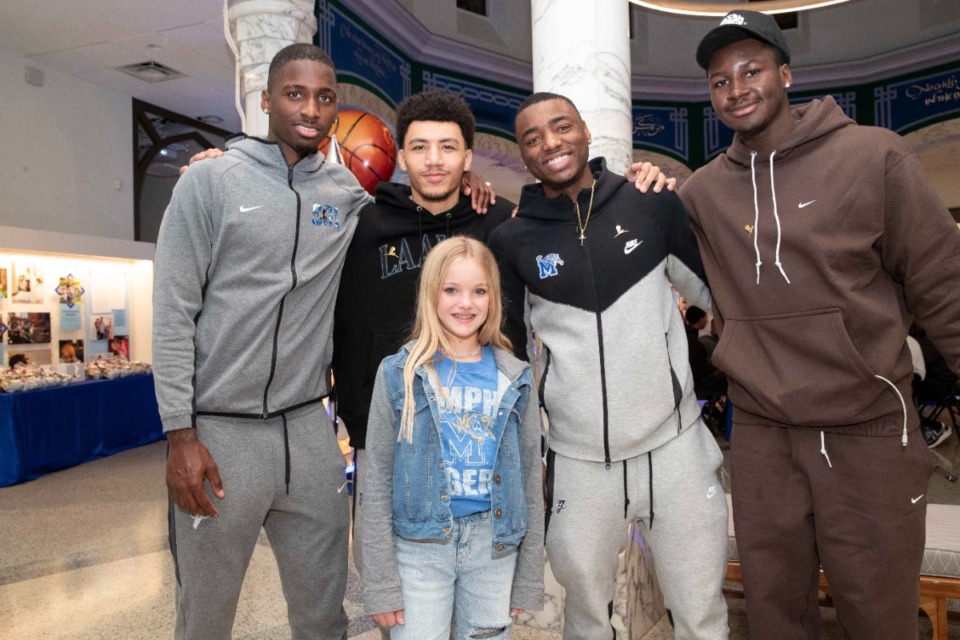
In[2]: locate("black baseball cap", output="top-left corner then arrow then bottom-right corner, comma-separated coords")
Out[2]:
696,10 -> 791,70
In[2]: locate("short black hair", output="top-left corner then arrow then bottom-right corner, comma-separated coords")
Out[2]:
686,305 -> 707,326
267,43 -> 335,92
396,90 -> 475,149
515,92 -> 579,126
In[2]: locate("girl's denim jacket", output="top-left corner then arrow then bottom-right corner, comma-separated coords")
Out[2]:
361,343 -> 545,616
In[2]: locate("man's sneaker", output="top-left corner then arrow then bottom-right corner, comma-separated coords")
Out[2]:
922,420 -> 952,449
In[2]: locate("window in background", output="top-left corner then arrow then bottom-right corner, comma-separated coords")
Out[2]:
457,0 -> 487,17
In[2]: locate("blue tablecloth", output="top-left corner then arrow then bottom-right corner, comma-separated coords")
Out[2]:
0,374 -> 164,487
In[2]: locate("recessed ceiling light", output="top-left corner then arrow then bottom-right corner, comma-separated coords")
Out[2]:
628,0 -> 851,16
145,43 -> 163,51
197,115 -> 224,125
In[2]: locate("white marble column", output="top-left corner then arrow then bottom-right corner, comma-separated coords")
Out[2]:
527,6 -> 668,636
531,0 -> 633,175
227,0 -> 318,137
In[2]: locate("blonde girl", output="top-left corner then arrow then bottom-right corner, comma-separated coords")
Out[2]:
360,237 -> 544,640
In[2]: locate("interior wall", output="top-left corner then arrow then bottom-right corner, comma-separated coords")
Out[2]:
0,47 -> 133,241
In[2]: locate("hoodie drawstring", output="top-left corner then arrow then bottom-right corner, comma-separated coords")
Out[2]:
768,152 -> 791,283
647,452 -> 655,530
819,375 -> 909,468
749,150 -> 791,285
874,374 -> 909,447
750,152 -> 763,284
281,413 -> 291,494
622,460 -> 630,519
819,431 -> 833,468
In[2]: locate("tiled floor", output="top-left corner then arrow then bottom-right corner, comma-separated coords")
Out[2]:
1,430 -> 957,639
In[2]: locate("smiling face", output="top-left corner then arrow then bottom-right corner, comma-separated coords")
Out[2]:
261,59 -> 339,166
436,256 -> 490,349
708,38 -> 794,151
60,343 -> 77,363
515,98 -> 593,200
398,120 -> 473,214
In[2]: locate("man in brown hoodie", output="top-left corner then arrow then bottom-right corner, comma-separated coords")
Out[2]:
677,10 -> 960,640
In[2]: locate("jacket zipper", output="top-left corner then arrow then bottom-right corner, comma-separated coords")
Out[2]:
261,164 -> 302,417
583,242 -> 612,468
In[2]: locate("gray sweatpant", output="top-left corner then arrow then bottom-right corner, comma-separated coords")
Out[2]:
169,404 -> 350,640
350,447 -> 391,640
545,421 -> 729,640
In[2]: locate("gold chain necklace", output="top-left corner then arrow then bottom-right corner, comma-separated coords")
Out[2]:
574,181 -> 597,246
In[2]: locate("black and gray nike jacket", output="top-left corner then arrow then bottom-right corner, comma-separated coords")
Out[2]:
488,158 -> 711,463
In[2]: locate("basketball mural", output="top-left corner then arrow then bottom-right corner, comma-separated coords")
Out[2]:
319,109 -> 397,195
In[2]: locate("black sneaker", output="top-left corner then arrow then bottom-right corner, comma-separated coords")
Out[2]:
922,420 -> 952,449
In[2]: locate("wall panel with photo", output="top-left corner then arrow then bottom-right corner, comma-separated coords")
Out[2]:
0,249 -> 145,371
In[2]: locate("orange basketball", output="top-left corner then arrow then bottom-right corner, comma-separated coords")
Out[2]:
319,109 -> 396,195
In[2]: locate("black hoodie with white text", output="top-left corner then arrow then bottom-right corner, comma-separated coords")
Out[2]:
332,181 -> 514,448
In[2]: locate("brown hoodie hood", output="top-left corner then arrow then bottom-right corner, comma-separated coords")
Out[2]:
680,96 -> 960,435
725,96 -> 853,167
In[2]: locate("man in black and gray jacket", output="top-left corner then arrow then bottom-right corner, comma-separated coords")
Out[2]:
488,92 -> 729,640
331,92 -> 514,616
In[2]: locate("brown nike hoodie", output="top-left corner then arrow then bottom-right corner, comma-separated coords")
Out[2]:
680,96 -> 960,436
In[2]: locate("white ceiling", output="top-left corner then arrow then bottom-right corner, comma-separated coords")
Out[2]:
4,0 -> 960,133
1,0 -> 959,194
0,0 -> 239,129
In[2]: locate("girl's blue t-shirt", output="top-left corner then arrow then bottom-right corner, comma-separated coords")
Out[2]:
433,347 -> 502,517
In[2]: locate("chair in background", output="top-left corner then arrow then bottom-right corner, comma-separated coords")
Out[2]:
917,382 -> 960,432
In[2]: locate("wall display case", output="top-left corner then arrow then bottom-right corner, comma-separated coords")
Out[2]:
0,225 -> 160,486
0,225 -> 153,374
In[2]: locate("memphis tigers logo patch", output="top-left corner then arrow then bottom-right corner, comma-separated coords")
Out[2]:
536,253 -> 564,279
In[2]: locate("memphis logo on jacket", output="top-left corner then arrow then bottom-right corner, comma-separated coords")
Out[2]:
537,253 -> 564,279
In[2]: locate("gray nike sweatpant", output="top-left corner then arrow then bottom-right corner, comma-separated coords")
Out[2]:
545,421 -> 729,640
169,404 -> 350,640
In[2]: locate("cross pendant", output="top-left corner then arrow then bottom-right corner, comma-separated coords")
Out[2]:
579,232 -> 586,246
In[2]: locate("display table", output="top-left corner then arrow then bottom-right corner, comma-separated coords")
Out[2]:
0,374 -> 164,487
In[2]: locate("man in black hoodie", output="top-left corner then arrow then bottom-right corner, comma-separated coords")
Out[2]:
333,91 -> 516,601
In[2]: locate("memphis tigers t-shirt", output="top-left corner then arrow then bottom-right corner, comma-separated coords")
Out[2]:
433,347 -> 503,517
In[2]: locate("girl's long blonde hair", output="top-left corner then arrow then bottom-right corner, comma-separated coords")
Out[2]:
399,237 -> 512,442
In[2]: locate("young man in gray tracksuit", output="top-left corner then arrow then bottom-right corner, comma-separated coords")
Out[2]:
153,44 -> 371,639
488,93 -> 729,640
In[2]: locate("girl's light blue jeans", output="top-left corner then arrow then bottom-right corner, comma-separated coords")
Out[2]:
392,510 -> 518,640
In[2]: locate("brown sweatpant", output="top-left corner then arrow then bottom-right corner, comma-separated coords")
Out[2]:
730,421 -> 935,640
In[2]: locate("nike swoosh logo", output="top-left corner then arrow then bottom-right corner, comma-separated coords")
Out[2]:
337,481 -> 349,494
239,204 -> 263,213
798,200 -> 816,209
911,494 -> 924,504
624,240 -> 642,254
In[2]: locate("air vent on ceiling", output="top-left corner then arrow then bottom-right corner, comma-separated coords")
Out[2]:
116,61 -> 185,83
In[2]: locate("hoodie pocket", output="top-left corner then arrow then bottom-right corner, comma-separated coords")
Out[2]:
712,308 -> 883,426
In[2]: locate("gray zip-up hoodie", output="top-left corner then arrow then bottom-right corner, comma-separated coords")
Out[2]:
153,135 -> 372,431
